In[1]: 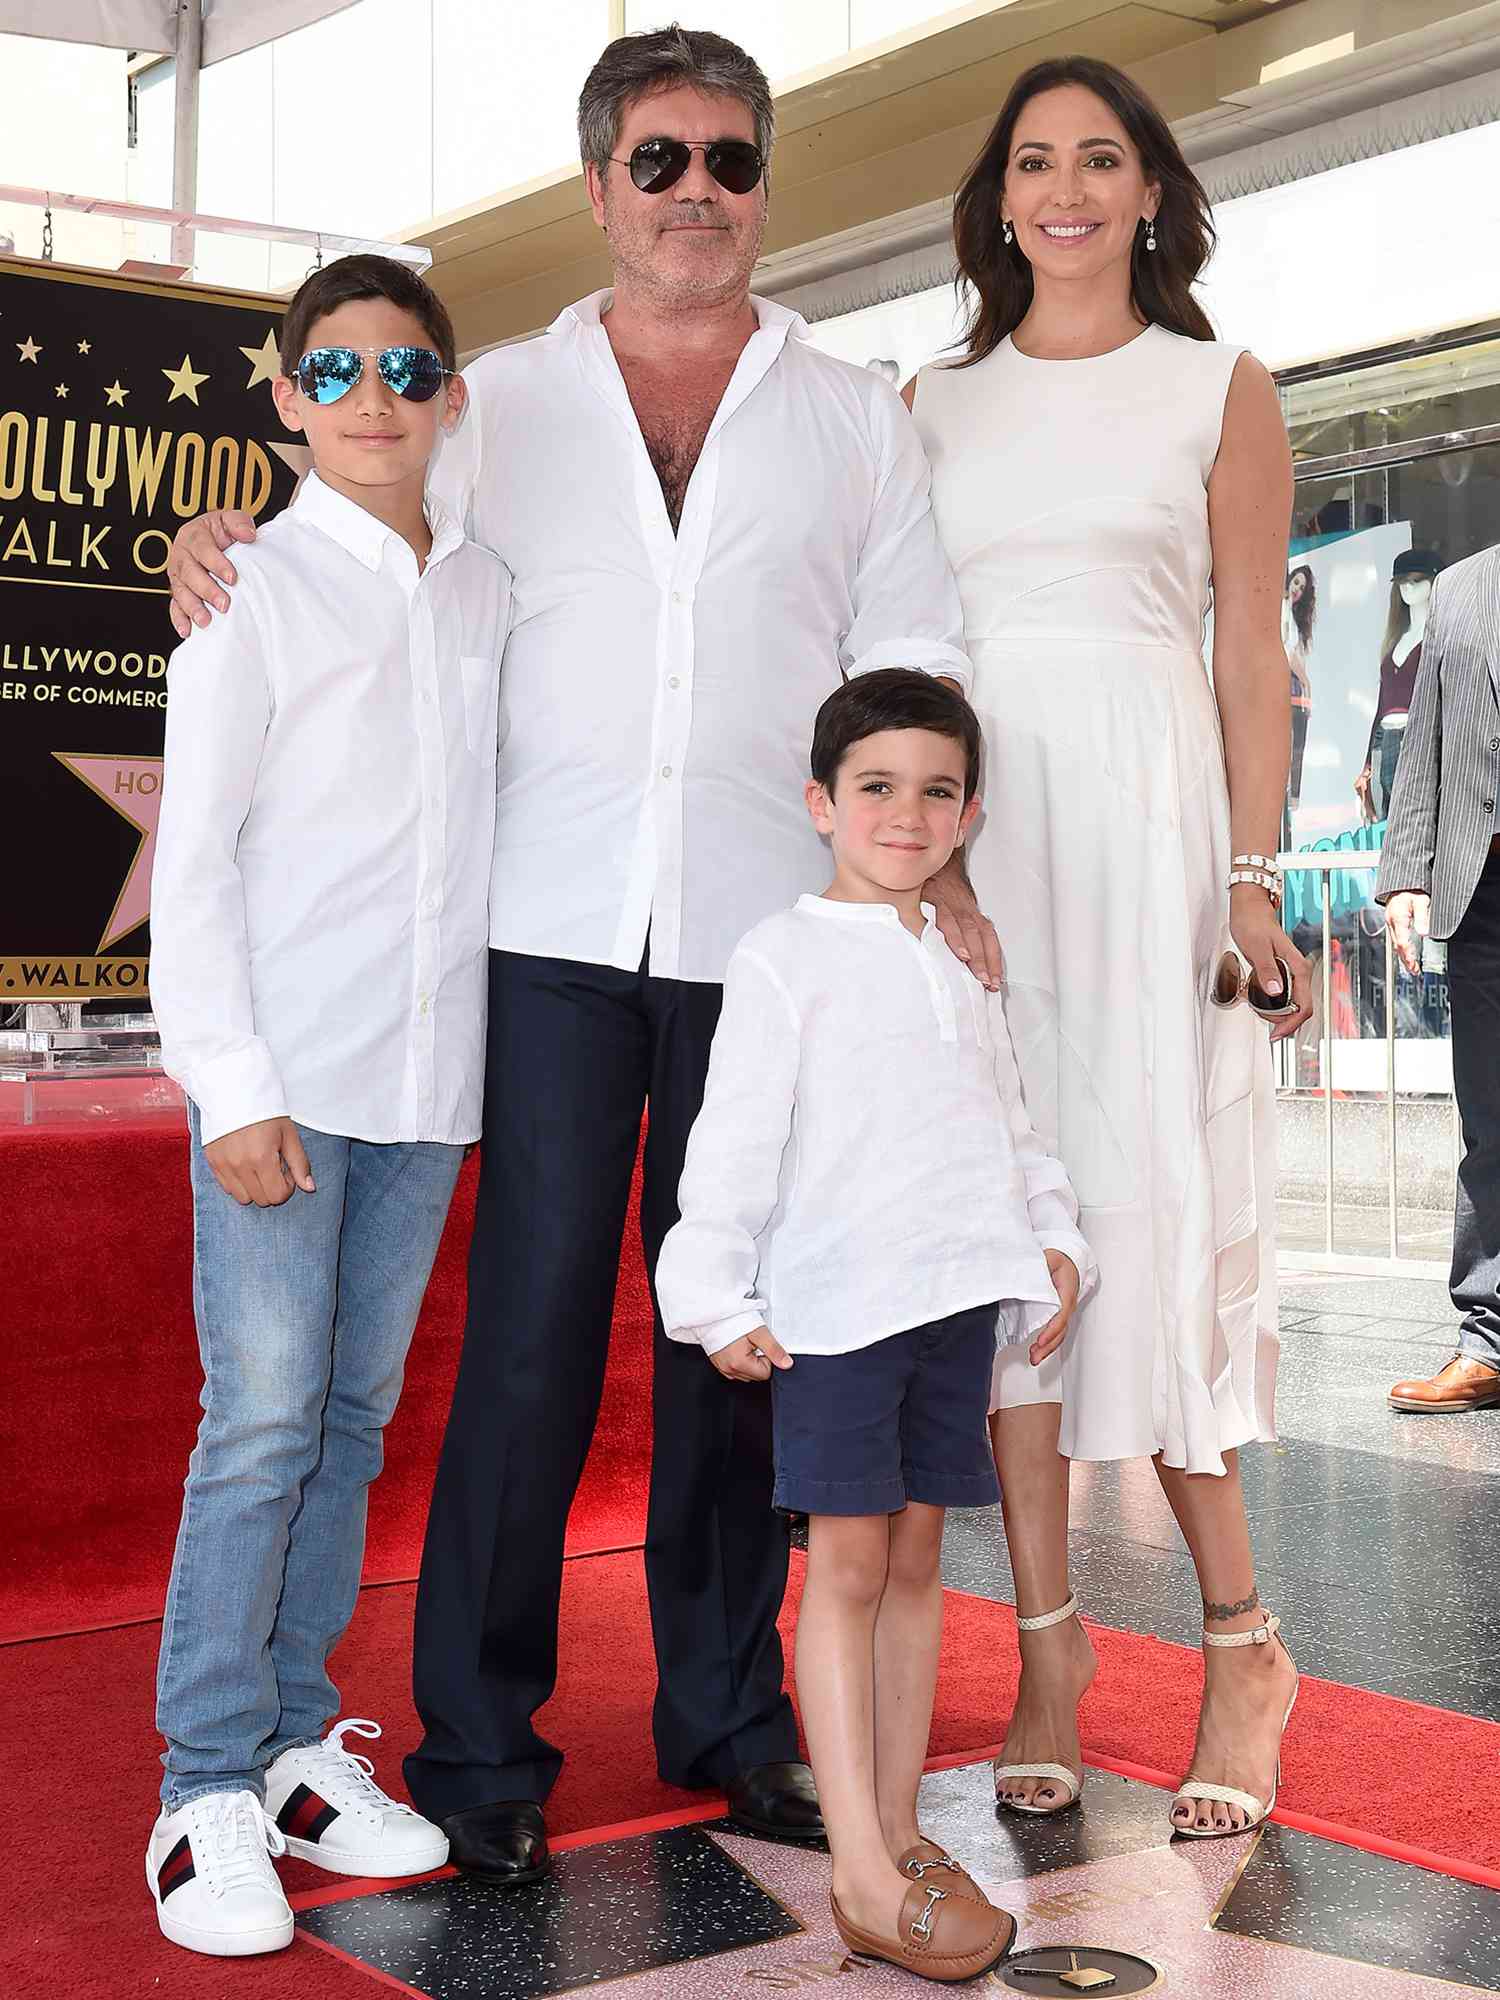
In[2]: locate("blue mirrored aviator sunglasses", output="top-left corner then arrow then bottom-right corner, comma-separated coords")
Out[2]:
294,344 -> 452,406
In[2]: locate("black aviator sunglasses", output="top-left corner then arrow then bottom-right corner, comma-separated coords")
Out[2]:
610,137 -> 765,196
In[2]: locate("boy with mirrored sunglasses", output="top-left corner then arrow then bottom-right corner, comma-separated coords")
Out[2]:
145,253 -> 509,1958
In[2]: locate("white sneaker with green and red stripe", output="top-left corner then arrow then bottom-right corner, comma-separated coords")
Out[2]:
146,1789 -> 293,1957
263,1717 -> 448,1878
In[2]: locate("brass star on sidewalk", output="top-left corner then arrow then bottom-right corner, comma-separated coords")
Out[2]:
77,338 -> 91,355
104,380 -> 128,407
54,383 -> 69,399
239,327 -> 282,389
17,335 -> 40,363
162,353 -> 209,404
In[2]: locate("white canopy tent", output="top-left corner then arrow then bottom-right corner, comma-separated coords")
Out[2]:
0,2 -> 356,223
0,2 -> 356,66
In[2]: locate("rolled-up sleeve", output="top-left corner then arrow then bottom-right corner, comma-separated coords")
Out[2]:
150,586 -> 286,1146
988,993 -> 1097,1303
656,947 -> 801,1355
843,379 -> 971,693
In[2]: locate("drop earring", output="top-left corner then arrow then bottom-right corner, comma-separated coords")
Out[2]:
1002,219 -> 1013,246
1145,216 -> 1157,252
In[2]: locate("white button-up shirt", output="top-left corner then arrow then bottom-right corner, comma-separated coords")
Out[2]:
151,472 -> 510,1146
430,291 -> 969,985
656,896 -> 1097,1357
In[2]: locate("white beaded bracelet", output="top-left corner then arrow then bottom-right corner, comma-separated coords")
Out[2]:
1228,867 -> 1282,906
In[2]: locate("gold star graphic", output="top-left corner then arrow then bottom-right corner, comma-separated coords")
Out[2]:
239,327 -> 282,389
162,353 -> 209,404
104,379 -> 128,407
77,338 -> 92,355
17,335 -> 41,363
54,382 -> 69,399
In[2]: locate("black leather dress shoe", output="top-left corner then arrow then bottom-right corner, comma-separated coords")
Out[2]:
442,1800 -> 550,1885
725,1761 -> 825,1842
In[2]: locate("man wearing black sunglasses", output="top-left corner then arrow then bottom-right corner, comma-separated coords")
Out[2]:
165,24 -> 994,1888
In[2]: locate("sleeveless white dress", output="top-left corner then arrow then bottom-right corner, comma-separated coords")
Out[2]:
912,325 -> 1278,1475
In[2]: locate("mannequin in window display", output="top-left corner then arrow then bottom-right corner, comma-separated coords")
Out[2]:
1355,549 -> 1440,823
1283,564 -> 1316,817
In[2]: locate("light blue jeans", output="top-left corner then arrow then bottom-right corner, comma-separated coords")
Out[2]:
156,1112 -> 463,1808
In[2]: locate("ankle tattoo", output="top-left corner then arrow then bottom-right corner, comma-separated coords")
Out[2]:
1202,1587 -> 1260,1622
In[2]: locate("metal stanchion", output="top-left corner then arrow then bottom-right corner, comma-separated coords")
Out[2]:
1385,920 -> 1398,1259
1322,871 -> 1334,1255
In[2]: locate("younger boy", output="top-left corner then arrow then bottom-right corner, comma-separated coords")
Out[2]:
656,670 -> 1094,1985
146,254 -> 508,1958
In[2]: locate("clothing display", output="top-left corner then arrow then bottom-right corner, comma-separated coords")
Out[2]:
1368,640 -> 1424,757
1363,551 -> 1437,823
912,324 -> 1279,1475
1285,617 -> 1311,809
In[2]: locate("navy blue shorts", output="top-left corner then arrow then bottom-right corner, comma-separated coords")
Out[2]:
771,1301 -> 1003,1517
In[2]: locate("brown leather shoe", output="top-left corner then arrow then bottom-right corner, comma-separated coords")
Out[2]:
897,1839 -> 983,1902
1389,1355 -> 1500,1413
831,1881 -> 1016,1983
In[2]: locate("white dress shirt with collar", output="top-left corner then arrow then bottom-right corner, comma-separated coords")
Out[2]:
655,895 -> 1097,1359
151,471 -> 511,1147
429,290 -> 970,986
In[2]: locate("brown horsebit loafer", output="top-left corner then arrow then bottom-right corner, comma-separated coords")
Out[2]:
896,1838 -> 985,1903
831,1879 -> 1016,1982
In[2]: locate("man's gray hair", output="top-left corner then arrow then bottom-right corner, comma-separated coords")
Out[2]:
578,23 -> 775,177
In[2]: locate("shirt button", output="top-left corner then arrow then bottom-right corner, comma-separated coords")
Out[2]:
668,676 -> 681,689
661,764 -> 673,779
672,591 -> 685,605
424,895 -> 439,916
419,997 -> 430,1015
1492,737 -> 1500,751
1485,800 -> 1495,813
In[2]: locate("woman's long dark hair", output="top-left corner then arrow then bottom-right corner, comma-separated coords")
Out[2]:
1287,566 -> 1316,651
952,55 -> 1216,366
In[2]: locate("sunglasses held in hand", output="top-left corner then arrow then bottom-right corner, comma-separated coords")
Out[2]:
1210,950 -> 1297,1021
294,345 -> 453,406
611,136 -> 765,195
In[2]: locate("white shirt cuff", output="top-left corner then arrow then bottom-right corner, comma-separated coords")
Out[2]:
187,1042 -> 291,1147
668,1308 -> 769,1358
1035,1230 -> 1098,1306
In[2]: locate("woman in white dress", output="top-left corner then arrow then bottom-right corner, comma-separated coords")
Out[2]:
905,56 -> 1313,1837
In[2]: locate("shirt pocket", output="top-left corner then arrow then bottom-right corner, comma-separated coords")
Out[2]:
459,652 -> 500,758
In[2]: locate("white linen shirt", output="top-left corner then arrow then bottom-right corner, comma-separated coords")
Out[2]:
656,896 -> 1097,1357
428,290 -> 969,985
151,472 -> 510,1147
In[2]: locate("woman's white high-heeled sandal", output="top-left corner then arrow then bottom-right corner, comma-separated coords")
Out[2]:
993,1593 -> 1085,1817
1171,1612 -> 1298,1840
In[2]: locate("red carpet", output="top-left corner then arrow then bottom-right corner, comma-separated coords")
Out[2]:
0,1124 -> 654,1643
5,1551 -> 1500,1999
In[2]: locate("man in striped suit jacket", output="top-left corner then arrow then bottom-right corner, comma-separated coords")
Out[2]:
1377,543 -> 1500,1412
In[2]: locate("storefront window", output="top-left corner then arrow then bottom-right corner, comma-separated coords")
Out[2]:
1272,341 -> 1500,1100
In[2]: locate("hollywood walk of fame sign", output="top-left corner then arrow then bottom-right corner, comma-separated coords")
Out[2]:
0,255 -> 306,999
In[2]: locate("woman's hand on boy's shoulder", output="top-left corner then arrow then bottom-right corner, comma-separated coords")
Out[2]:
925,855 -> 1003,991
1028,1251 -> 1081,1367
204,1116 -> 316,1207
711,1328 -> 792,1382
